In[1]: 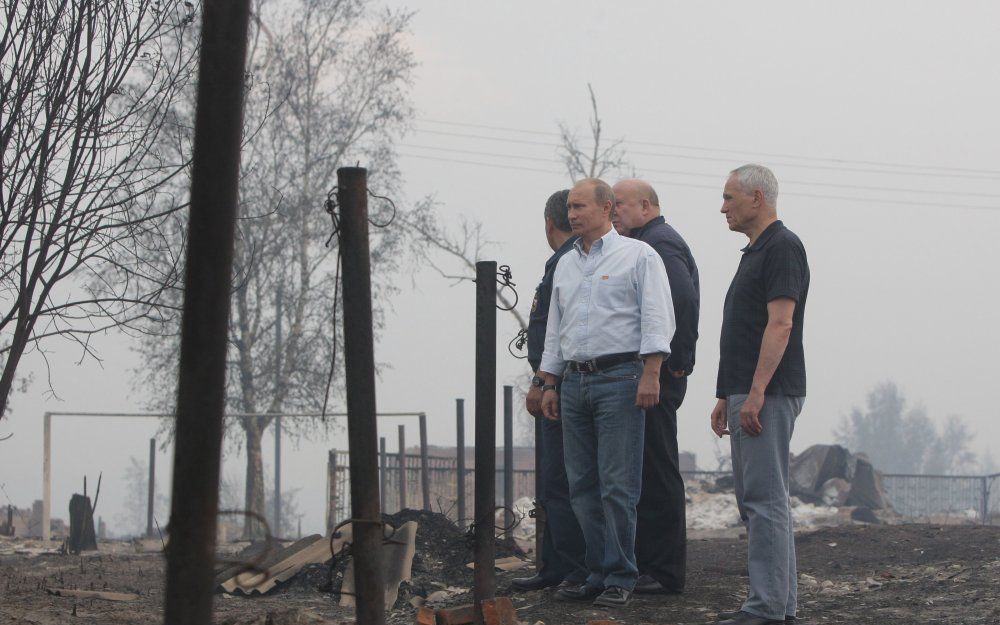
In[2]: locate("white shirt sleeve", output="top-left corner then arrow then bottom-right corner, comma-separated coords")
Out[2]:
636,246 -> 675,357
538,263 -> 566,376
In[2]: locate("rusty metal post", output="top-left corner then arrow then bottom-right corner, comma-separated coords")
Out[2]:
457,399 -> 466,525
162,1 -> 251,623
379,437 -> 388,513
336,166 -> 385,625
534,416 -> 545,567
503,386 -> 514,539
147,438 -> 156,538
419,413 -> 431,511
398,424 -> 407,511
473,261 -> 497,625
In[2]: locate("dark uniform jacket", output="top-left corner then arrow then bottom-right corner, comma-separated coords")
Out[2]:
527,236 -> 579,372
631,216 -> 700,374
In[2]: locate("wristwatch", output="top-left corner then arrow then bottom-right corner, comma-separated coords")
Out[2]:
531,375 -> 545,388
541,384 -> 557,392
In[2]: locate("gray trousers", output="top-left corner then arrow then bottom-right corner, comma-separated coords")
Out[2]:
727,393 -> 804,621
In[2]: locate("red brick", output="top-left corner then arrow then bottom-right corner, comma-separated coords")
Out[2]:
434,604 -> 476,625
481,597 -> 517,625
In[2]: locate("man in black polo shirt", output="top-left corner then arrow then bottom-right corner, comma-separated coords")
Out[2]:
711,164 -> 809,625
514,189 -> 587,591
612,179 -> 699,595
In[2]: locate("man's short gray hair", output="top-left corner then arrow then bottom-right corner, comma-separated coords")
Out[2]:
730,164 -> 778,207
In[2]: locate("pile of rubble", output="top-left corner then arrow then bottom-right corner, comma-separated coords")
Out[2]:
688,444 -> 900,531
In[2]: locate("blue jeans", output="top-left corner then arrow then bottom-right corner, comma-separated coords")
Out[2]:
560,360 -> 645,591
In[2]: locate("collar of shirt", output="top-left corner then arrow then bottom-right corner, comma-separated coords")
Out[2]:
572,225 -> 620,257
741,219 -> 785,254
631,215 -> 666,239
545,235 -> 579,272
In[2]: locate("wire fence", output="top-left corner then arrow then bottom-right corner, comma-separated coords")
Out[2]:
327,455 -> 1000,529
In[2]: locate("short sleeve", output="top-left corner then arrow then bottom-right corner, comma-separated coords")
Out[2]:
763,238 -> 807,303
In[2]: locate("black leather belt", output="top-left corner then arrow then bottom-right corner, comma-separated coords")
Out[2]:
568,352 -> 639,373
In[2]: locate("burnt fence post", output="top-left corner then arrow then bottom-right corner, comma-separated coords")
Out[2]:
457,398 -> 466,525
336,166 -> 386,625
419,413 -> 431,511
473,261 -> 497,625
162,2 -> 252,623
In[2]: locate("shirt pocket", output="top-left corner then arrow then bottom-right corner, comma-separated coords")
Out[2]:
592,274 -> 635,309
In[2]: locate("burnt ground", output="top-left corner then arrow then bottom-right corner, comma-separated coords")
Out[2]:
2,521 -> 999,625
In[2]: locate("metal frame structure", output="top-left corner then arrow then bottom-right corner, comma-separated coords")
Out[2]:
39,410 -> 425,541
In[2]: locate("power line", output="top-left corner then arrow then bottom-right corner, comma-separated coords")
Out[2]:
399,143 -> 1000,200
397,151 -> 1000,212
413,128 -> 1000,182
417,118 -> 1000,177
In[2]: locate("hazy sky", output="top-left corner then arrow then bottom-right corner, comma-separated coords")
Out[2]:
3,1 -> 999,535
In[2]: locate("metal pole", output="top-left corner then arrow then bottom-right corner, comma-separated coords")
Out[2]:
473,260 -> 497,625
379,437 -> 388,513
457,399 -> 466,525
336,166 -> 385,625
42,412 -> 50,541
419,413 -> 431,511
326,450 -> 337,534
982,476 -> 988,525
503,386 -> 514,539
398,424 -> 407,511
274,417 -> 282,535
273,285 -> 283,535
534,415 -> 545,567
147,438 -> 156,538
163,1 -> 251,622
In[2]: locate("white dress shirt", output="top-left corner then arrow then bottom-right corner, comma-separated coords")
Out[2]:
539,227 -> 676,376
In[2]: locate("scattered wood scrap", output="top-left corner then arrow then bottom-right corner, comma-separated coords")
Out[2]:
45,588 -> 138,602
215,526 -> 353,595
465,555 -> 527,572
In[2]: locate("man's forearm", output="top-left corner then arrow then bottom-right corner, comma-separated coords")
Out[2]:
642,352 -> 663,377
750,320 -> 792,395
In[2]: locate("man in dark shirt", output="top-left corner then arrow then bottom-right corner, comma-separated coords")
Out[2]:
711,164 -> 809,625
612,179 -> 699,595
514,189 -> 587,591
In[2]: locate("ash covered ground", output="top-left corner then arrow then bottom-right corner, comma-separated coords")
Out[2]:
3,496 -> 999,624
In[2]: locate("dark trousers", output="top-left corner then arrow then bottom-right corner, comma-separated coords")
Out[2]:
635,375 -> 687,592
538,416 -> 587,583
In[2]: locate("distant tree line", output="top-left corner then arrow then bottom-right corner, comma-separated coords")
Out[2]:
835,381 -> 995,475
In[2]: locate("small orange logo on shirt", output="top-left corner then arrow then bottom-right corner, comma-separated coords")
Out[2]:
601,275 -> 609,280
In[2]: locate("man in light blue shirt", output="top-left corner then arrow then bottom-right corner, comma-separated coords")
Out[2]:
539,178 -> 676,608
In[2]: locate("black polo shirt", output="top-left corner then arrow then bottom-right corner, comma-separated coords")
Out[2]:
631,216 -> 700,374
716,220 -> 809,398
527,235 -> 579,372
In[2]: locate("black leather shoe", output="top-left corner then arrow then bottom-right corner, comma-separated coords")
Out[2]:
554,581 -> 603,602
634,574 -> 682,595
510,575 -> 561,591
716,610 -> 788,624
717,609 -> 797,623
592,585 -> 632,607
